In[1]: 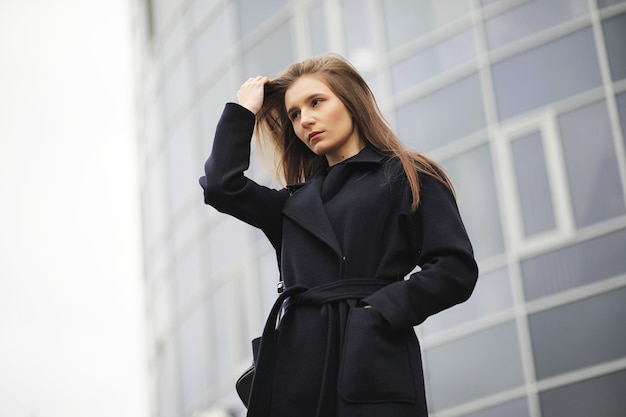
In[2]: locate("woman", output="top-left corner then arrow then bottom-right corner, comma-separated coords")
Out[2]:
199,54 -> 478,417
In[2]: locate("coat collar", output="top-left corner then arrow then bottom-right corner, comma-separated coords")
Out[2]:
337,145 -> 387,168
282,147 -> 387,256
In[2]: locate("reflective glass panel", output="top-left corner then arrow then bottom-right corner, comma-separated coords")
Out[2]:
424,321 -> 524,410
206,217 -> 248,275
529,286 -> 626,380
391,29 -> 475,92
161,17 -> 186,65
442,144 -> 505,261
191,0 -> 215,26
153,279 -> 174,341
308,2 -> 328,56
243,22 -> 294,77
423,267 -> 513,335
166,114 -> 198,215
462,397 -> 530,417
194,5 -> 232,81
382,0 -> 470,49
258,248 -> 280,317
598,0 -> 626,8
156,337 -> 180,417
173,203 -> 205,255
521,228 -> 626,300
603,12 -> 626,81
341,0 -> 376,68
231,277 -> 252,363
485,0 -> 588,49
144,150 -> 170,247
397,74 -> 486,151
152,0 -> 178,33
237,0 -> 288,38
618,92 -> 626,146
540,369 -> 626,417
511,131 -> 556,237
174,245 -> 203,309
163,52 -> 192,123
212,282 -> 234,382
492,27 -> 602,120
198,69 -> 237,158
558,100 -> 625,227
178,303 -> 211,413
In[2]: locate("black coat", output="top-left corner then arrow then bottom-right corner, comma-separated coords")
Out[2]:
200,103 -> 478,417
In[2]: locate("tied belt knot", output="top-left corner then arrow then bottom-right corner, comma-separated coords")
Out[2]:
247,278 -> 390,417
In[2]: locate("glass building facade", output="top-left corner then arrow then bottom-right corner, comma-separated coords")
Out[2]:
130,0 -> 626,416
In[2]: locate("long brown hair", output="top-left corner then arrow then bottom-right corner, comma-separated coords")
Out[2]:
255,54 -> 454,210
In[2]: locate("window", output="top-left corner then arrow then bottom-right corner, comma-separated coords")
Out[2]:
166,114 -> 198,216
558,100 -> 625,227
491,27 -> 602,120
237,0 -> 288,38
540,369 -> 626,417
511,131 -> 556,237
485,0 -> 588,50
308,2 -> 329,56
206,217 -> 248,276
178,303 -> 212,413
212,283 -> 235,382
144,149 -> 170,247
520,228 -> 626,300
258,248 -> 280,318
194,5 -> 233,82
442,144 -> 505,261
424,321 -> 525,410
422,267 -> 513,335
602,12 -> 626,82
341,0 -> 378,68
382,0 -> 470,49
174,245 -> 203,309
597,0 -> 626,8
156,338 -> 180,417
390,29 -> 475,92
163,53 -> 192,123
529,286 -> 626,380
198,69 -> 237,158
397,74 -> 486,151
617,92 -> 626,145
243,22 -> 294,77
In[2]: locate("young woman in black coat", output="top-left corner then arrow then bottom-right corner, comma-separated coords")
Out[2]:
199,54 -> 478,417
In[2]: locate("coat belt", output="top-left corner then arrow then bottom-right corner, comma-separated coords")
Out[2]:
247,279 -> 390,417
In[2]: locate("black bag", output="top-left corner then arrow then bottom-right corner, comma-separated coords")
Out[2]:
235,364 -> 255,407
236,337 -> 261,408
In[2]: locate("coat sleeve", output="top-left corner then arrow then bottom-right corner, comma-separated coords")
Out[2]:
199,103 -> 289,249
361,173 -> 479,329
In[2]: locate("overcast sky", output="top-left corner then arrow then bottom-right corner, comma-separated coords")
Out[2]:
0,1 -> 148,416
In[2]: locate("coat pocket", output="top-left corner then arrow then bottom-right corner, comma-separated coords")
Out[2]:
338,307 -> 418,403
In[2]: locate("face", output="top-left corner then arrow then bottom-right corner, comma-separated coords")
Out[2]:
284,75 -> 364,166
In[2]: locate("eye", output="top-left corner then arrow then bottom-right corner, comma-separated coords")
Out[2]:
312,98 -> 322,107
290,110 -> 300,121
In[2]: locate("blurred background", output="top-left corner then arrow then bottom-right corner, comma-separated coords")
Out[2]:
2,0 -> 626,417
0,0 -> 147,417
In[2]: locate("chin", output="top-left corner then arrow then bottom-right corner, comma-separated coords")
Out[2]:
308,145 -> 326,156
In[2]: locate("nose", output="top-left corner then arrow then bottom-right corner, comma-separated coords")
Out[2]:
299,109 -> 314,128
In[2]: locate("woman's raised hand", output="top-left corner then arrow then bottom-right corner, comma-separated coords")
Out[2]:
237,76 -> 271,115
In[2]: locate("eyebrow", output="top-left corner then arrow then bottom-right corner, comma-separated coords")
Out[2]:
286,93 -> 326,115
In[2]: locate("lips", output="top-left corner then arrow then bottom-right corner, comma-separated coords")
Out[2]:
308,131 -> 323,142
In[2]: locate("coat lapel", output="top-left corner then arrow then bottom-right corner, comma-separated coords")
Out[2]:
282,147 -> 388,257
283,173 -> 343,257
